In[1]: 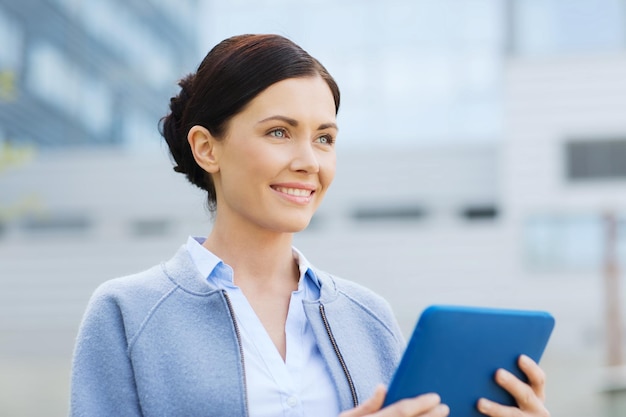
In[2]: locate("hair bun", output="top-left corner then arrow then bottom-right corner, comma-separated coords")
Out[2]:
170,75 -> 194,122
160,73 -> 197,180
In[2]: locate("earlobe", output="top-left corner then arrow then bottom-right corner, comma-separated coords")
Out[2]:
187,125 -> 220,173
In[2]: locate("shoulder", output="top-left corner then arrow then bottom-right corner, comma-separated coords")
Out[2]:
79,254 -> 191,347
83,263 -> 177,331
90,263 -> 174,308
80,245 -> 223,345
88,244 -> 211,313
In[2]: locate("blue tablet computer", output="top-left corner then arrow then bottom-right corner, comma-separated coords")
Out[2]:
383,305 -> 555,416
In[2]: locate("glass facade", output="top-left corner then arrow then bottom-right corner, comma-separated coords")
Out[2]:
0,0 -> 198,147
524,213 -> 626,272
0,7 -> 21,103
203,0 -> 626,147
1,0 -> 623,148
511,0 -> 626,56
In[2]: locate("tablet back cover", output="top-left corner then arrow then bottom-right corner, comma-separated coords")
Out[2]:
383,305 -> 555,416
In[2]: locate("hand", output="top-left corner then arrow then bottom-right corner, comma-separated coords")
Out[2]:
339,385 -> 449,417
477,355 -> 550,417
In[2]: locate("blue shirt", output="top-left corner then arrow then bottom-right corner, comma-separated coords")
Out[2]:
185,237 -> 341,417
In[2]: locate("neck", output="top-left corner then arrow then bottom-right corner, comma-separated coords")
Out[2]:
202,218 -> 298,289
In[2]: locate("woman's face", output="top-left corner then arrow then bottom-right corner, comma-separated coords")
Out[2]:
211,75 -> 337,234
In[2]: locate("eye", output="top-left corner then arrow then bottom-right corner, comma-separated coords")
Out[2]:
315,134 -> 335,145
268,128 -> 288,139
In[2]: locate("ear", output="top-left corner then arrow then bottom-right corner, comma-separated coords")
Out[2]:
187,125 -> 220,173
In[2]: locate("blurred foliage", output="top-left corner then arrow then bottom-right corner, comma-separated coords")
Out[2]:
0,142 -> 40,223
0,69 -> 17,101
0,141 -> 35,173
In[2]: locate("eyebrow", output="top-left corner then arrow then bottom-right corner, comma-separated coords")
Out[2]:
257,115 -> 338,131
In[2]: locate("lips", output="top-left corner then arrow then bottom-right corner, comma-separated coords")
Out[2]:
270,183 -> 317,204
272,186 -> 313,197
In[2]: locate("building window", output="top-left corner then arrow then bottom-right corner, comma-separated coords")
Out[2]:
130,218 -> 172,237
352,205 -> 427,222
25,42 -> 113,135
20,213 -> 92,234
460,205 -> 499,221
0,7 -> 22,102
565,138 -> 626,181
512,0 -> 626,56
523,213 -> 626,272
0,7 -> 22,70
80,0 -> 176,88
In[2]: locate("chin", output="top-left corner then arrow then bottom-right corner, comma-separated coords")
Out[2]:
284,221 -> 311,234
270,216 -> 313,234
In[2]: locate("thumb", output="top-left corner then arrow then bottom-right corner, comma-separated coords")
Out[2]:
339,385 -> 387,417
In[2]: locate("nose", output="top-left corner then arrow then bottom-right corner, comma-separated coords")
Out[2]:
290,141 -> 320,174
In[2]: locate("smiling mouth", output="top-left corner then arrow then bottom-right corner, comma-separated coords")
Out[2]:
272,186 -> 314,197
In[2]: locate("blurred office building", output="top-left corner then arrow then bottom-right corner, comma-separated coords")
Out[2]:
2,1 -> 626,416
0,0 -> 198,147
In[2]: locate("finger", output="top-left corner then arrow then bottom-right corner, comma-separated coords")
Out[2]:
339,385 -> 387,417
494,368 -> 542,412
381,393 -> 444,417
478,397 -> 551,417
518,355 -> 546,402
477,398 -> 520,417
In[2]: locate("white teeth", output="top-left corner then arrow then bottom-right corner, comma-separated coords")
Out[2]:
275,187 -> 312,197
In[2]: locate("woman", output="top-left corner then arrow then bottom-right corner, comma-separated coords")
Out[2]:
70,34 -> 549,417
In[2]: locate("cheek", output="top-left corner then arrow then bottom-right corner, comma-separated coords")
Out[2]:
320,153 -> 337,187
217,150 -> 262,194
226,142 -> 277,177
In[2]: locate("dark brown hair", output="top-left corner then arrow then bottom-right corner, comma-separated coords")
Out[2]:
160,34 -> 340,211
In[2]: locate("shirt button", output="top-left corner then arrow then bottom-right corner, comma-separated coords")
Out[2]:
286,396 -> 298,407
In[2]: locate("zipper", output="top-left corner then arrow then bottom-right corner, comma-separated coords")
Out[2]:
319,303 -> 359,408
223,291 -> 250,417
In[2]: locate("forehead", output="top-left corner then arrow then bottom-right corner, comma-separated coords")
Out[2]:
238,76 -> 337,123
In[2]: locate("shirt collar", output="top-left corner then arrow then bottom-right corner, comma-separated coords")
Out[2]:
185,236 -> 320,290
292,246 -> 321,289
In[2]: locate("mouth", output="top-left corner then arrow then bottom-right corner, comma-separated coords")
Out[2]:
271,186 -> 314,197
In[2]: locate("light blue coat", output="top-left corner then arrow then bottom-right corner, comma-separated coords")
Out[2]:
70,246 -> 405,416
